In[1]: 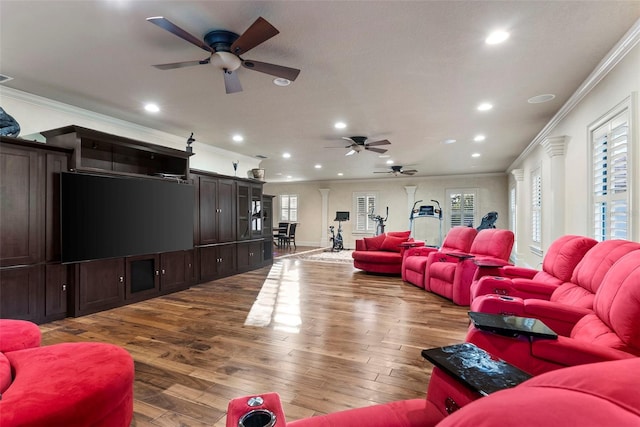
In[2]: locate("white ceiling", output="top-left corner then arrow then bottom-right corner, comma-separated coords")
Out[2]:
1,1 -> 639,182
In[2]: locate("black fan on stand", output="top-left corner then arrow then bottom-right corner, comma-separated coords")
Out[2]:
147,16 -> 301,94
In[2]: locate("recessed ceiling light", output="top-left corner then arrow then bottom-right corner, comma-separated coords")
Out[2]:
232,134 -> 244,142
334,121 -> 347,129
442,139 -> 457,145
477,103 -> 493,111
273,78 -> 291,87
286,175 -> 292,179
474,135 -> 486,142
485,30 -> 510,45
528,94 -> 556,104
472,153 -> 481,158
282,152 -> 291,159
337,172 -> 344,176
386,159 -> 394,165
315,164 -> 322,169
144,103 -> 160,113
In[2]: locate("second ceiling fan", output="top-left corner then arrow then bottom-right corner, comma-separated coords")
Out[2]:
339,136 -> 391,156
147,16 -> 301,94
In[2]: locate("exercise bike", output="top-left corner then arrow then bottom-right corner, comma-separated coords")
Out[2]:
369,206 -> 389,236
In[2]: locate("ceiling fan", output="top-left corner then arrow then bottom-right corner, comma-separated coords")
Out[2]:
147,16 -> 301,94
335,136 -> 391,156
374,165 -> 418,176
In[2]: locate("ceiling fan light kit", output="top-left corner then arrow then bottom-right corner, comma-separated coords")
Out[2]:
147,16 -> 301,94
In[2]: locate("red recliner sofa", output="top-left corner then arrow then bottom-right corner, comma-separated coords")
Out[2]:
226,358 -> 640,426
469,234 -> 598,303
402,227 -> 478,289
352,231 -> 422,275
470,239 -> 640,335
0,320 -> 135,426
467,249 -> 640,375
424,229 -> 514,305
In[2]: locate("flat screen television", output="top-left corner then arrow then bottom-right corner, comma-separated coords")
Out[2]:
61,172 -> 194,263
334,211 -> 350,221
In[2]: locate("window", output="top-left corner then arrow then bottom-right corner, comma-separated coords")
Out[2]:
280,194 -> 298,222
446,189 -> 476,229
591,105 -> 630,241
353,192 -> 376,233
531,167 -> 541,244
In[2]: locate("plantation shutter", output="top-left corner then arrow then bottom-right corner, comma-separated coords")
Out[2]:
531,169 -> 541,244
447,190 -> 476,228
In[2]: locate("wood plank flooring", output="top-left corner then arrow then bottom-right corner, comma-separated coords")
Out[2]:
39,255 -> 470,426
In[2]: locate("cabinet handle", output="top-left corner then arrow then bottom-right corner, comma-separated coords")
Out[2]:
119,276 -> 124,283
162,269 -> 166,275
62,284 -> 67,292
155,270 -> 159,276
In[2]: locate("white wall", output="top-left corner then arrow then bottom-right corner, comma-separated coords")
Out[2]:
510,43 -> 639,268
0,87 -> 261,176
265,174 -> 508,248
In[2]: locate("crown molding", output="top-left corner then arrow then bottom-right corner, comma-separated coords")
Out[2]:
508,18 -> 640,172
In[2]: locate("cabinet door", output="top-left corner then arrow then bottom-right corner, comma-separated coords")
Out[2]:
0,265 -> 43,322
217,243 -> 236,277
262,196 -> 273,238
45,263 -> 68,319
217,178 -> 236,242
199,177 -> 218,244
185,249 -> 197,284
0,145 -> 43,267
46,152 -> 68,262
78,258 -> 125,314
251,185 -> 263,238
199,246 -> 218,282
125,254 -> 160,301
160,251 -> 187,292
237,182 -> 250,240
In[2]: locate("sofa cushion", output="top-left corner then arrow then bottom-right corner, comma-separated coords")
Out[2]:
363,234 -> 386,251
387,231 -> 411,239
0,352 -> 11,395
380,235 -> 407,252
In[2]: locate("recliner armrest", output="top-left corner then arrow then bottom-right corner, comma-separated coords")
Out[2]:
510,279 -> 557,299
523,300 -> 591,336
501,265 -> 538,280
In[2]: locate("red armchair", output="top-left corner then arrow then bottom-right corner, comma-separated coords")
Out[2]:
470,239 -> 640,335
352,231 -> 422,275
226,358 -> 640,427
470,234 -> 597,302
425,229 -> 514,305
466,249 -> 640,375
402,227 -> 478,289
0,320 -> 134,427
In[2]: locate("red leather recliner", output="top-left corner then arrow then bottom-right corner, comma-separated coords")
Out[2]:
227,358 -> 640,426
467,249 -> 640,375
470,234 -> 598,303
424,229 -> 514,305
470,239 -> 640,335
402,227 -> 478,289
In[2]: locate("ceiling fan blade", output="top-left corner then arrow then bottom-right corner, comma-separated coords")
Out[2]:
223,70 -> 243,94
365,147 -> 388,154
403,169 -> 418,174
345,149 -> 357,156
366,139 -> 391,147
147,17 -> 215,53
231,17 -> 279,55
373,171 -> 391,174
242,60 -> 301,81
152,58 -> 210,70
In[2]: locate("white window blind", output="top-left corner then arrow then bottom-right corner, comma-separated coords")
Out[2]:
531,168 -> 541,244
447,190 -> 476,228
280,195 -> 298,222
592,108 -> 629,241
353,192 -> 376,232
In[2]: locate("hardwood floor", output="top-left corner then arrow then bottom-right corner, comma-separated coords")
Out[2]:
39,258 -> 470,426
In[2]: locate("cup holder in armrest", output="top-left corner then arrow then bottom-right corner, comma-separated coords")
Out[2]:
239,409 -> 277,427
499,296 -> 515,301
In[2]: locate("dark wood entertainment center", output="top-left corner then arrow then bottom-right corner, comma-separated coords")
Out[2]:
0,126 -> 273,323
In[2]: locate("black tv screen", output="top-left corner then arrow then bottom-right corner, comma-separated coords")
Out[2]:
61,172 -> 194,263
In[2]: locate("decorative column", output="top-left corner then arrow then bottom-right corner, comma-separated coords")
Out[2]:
404,185 -> 417,234
319,189 -> 330,247
511,168 -> 524,262
540,136 -> 569,244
